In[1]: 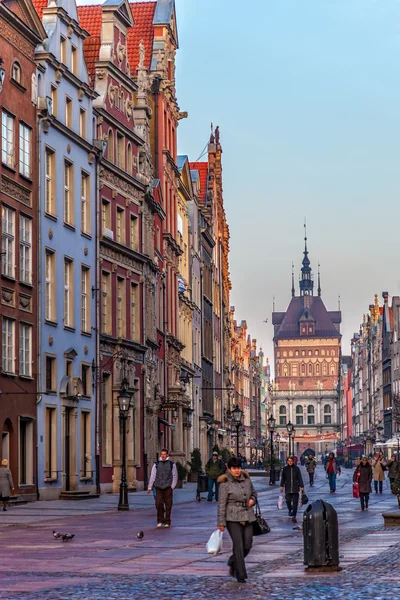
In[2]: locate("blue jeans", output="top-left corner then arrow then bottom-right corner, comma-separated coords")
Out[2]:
207,476 -> 219,501
328,472 -> 336,492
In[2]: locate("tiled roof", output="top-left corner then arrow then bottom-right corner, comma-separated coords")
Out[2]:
189,161 -> 208,202
77,5 -> 103,85
32,0 -> 48,19
273,296 -> 341,340
128,2 -> 156,74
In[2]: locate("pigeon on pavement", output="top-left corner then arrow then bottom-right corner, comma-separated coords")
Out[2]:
136,531 -> 144,540
52,531 -> 63,539
61,533 -> 75,542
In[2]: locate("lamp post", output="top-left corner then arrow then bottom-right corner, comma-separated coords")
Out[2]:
268,413 -> 276,485
232,404 -> 243,457
276,432 -> 281,463
117,377 -> 132,511
286,421 -> 294,458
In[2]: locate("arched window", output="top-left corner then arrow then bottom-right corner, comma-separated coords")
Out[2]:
291,363 -> 298,376
307,405 -> 315,425
322,362 -> 327,375
308,350 -> 312,356
302,350 -> 306,357
331,350 -> 335,357
107,129 -> 114,162
277,351 -> 280,358
321,349 -> 326,356
296,405 -> 303,425
315,350 -> 319,356
283,351 -> 287,357
301,363 -> 306,375
324,404 -> 332,424
12,61 -> 22,84
126,143 -> 132,174
289,350 -> 293,357
330,363 -> 335,375
308,363 -> 313,375
316,362 -> 320,375
283,363 -> 288,377
295,350 -> 299,357
279,405 -> 287,426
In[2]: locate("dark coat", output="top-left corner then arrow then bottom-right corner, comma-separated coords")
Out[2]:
387,458 -> 399,479
217,470 -> 257,527
353,463 -> 372,494
0,466 -> 14,499
280,464 -> 304,494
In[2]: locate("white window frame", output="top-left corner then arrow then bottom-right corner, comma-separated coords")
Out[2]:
45,149 -> 55,215
19,215 -> 32,284
2,205 -> 15,278
64,160 -> 73,224
19,123 -> 31,178
80,171 -> 90,233
2,317 -> 15,373
45,250 -> 55,322
19,323 -> 32,377
81,265 -> 90,333
1,111 -> 14,167
64,258 -> 74,328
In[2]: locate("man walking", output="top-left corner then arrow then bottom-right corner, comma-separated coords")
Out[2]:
280,456 -> 304,524
205,451 -> 226,501
147,448 -> 178,528
305,454 -> 317,486
387,453 -> 399,489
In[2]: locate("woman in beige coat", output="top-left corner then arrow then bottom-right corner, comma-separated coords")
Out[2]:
0,459 -> 14,511
372,452 -> 386,494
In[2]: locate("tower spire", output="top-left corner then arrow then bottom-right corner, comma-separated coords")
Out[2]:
291,262 -> 295,297
318,262 -> 321,297
299,220 -> 314,296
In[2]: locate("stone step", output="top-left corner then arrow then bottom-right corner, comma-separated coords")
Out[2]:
59,491 -> 100,500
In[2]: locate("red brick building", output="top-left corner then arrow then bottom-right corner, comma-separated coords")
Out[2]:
0,0 -> 45,498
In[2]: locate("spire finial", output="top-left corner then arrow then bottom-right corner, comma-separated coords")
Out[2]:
304,218 -> 307,251
318,262 -> 321,297
291,262 -> 295,297
338,294 -> 341,311
273,295 -> 275,312
299,220 -> 313,296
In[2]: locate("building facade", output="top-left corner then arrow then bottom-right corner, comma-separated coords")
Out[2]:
271,238 -> 342,457
0,0 -> 45,499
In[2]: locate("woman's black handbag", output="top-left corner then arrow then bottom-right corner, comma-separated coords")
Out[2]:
253,500 -> 270,536
301,492 -> 309,505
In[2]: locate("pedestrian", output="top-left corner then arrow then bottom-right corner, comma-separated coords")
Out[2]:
305,454 -> 317,486
353,456 -> 372,511
241,456 -> 247,470
280,456 -> 304,524
387,453 -> 399,489
325,452 -> 340,493
0,459 -> 14,512
372,451 -> 386,494
205,451 -> 226,502
256,458 -> 263,470
147,448 -> 178,528
217,456 -> 257,584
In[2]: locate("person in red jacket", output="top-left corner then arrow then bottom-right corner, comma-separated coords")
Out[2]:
353,456 -> 372,511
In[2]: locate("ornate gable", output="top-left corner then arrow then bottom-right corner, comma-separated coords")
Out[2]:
3,0 -> 46,43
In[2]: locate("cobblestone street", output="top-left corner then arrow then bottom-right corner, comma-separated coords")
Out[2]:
1,466 -> 399,599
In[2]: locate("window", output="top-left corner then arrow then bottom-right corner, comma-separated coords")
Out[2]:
322,362 -> 327,375
65,96 -> 72,128
2,111 -> 14,167
2,206 -> 15,277
80,412 -> 91,478
291,363 -> 298,376
301,363 -> 305,376
45,407 -> 57,479
81,364 -> 91,397
101,271 -> 111,334
64,160 -> 73,224
324,404 -> 332,424
116,277 -> 125,338
295,404 -> 303,425
19,418 -> 33,485
116,207 -> 125,244
126,143 -> 132,174
130,283 -> 138,341
45,250 -> 56,321
279,405 -> 287,426
107,129 -> 114,162
79,108 -> 86,139
50,85 -> 58,118
60,36 -> 67,65
45,355 -> 56,392
19,123 -> 31,177
101,199 -> 111,231
308,363 -> 313,375
81,265 -> 90,333
177,213 -> 183,236
316,362 -> 320,375
283,363 -> 288,376
330,363 -> 336,375
71,45 -> 78,75
19,323 -> 32,377
80,171 -> 90,233
116,133 -> 124,169
12,62 -> 21,84
307,405 -> 315,425
2,318 -> 15,373
130,215 -> 138,251
321,349 -> 326,356
315,350 -> 319,356
64,258 -> 74,328
19,215 -> 32,284
45,148 -> 56,215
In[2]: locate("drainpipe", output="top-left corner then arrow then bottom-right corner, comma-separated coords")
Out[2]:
94,125 -> 101,496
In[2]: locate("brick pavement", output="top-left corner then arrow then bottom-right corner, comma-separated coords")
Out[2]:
0,465 -> 399,599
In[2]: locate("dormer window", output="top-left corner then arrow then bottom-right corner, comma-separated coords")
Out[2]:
12,62 -> 21,84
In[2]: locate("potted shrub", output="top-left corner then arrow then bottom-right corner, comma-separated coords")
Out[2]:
175,461 -> 188,488
187,448 -> 202,482
391,472 -> 400,508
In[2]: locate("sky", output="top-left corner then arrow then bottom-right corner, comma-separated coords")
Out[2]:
173,0 -> 400,365
76,0 -> 400,368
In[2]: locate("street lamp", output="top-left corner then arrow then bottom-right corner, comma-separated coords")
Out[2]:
232,404 -> 243,457
286,421 -> 294,456
276,432 -> 281,462
117,377 -> 132,511
268,413 -> 276,485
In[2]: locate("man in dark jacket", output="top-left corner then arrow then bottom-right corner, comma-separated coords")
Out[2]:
205,451 -> 226,501
147,448 -> 178,528
387,453 -> 399,488
280,456 -> 304,523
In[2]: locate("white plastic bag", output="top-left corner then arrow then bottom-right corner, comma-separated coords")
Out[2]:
206,529 -> 223,555
277,494 -> 285,510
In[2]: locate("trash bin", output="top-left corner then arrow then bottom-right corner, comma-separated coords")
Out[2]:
303,499 -> 339,568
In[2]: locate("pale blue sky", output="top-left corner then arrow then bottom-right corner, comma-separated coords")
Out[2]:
175,0 -> 400,363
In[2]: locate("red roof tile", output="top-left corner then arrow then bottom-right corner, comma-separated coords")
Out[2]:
32,0 -> 48,19
128,2 -> 156,74
77,5 -> 103,86
189,162 -> 208,203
